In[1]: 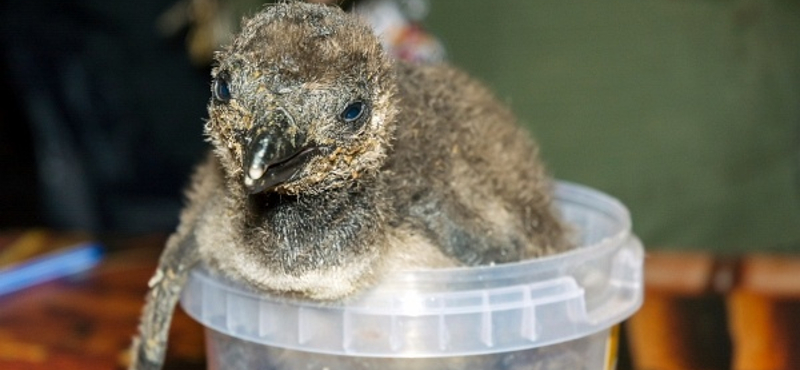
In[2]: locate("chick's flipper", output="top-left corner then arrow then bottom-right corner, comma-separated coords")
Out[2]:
130,228 -> 200,370
129,156 -> 220,370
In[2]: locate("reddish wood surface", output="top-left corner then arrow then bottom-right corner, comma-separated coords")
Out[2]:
0,232 -> 205,370
728,256 -> 800,370
3,231 -> 799,370
628,251 -> 800,370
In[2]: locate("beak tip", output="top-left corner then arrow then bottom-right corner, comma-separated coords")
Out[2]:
243,178 -> 266,195
247,165 -> 266,182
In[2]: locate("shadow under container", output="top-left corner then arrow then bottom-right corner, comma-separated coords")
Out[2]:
180,182 -> 644,369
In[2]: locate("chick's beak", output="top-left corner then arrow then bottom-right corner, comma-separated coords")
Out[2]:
242,111 -> 312,194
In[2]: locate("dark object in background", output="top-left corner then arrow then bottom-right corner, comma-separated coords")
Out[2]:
0,57 -> 39,228
0,0 -> 210,233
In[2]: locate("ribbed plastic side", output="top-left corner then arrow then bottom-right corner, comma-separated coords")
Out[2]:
180,181 -> 644,358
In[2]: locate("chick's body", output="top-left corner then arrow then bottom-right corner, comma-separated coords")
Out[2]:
131,2 -> 569,369
196,62 -> 569,299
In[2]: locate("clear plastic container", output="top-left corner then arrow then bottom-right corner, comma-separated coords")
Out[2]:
180,181 -> 644,369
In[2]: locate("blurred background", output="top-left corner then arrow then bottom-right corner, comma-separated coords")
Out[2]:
425,0 -> 800,255
0,0 -> 799,368
0,0 -> 211,234
2,0 -> 798,251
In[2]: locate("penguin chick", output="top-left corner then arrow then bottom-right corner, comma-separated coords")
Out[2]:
130,2 -> 571,369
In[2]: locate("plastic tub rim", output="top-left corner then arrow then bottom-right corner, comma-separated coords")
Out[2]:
180,181 -> 643,358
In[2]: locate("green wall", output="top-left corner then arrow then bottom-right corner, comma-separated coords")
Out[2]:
425,0 -> 800,252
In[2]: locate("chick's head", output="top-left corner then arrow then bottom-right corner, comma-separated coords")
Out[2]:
206,2 -> 396,196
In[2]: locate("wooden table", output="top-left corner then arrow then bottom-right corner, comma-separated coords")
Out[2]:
0,231 -> 205,370
627,251 -> 800,370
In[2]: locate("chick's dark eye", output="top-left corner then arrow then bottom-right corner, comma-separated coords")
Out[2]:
212,74 -> 231,103
340,101 -> 366,123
